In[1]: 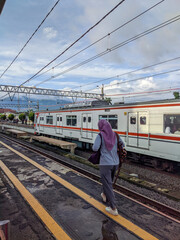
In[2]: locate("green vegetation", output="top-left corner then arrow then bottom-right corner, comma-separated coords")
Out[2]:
28,111 -> 35,123
173,92 -> 179,99
105,97 -> 112,105
19,113 -> 26,123
8,113 -> 15,121
0,114 -> 6,120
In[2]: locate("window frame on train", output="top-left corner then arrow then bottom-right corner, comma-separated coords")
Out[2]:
66,115 -> 77,126
140,116 -> 146,125
46,116 -> 53,125
99,114 -> 118,129
164,114 -> 180,134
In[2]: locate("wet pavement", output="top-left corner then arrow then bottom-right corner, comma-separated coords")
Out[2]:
0,138 -> 180,240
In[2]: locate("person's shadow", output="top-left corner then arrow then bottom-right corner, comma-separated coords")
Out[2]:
101,219 -> 119,240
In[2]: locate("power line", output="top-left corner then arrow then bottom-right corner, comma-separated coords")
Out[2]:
80,56 -> 180,91
105,87 -> 180,97
34,15 -> 180,87
0,0 -> 126,101
31,0 -> 165,80
19,0 -> 126,87
104,68 -> 180,88
0,0 -> 61,79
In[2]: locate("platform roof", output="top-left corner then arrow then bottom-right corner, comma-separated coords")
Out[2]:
0,0 -> 6,15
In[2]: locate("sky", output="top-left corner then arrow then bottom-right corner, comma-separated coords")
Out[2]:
0,0 -> 180,104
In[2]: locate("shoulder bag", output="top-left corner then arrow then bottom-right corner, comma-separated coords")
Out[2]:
88,133 -> 102,164
116,132 -> 127,165
113,133 -> 127,187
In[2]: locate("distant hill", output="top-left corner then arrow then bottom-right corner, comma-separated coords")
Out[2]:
0,96 -> 72,112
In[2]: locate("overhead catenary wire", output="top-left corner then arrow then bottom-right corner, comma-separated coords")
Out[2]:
34,15 -> 180,87
79,56 -> 180,91
109,90 -> 178,101
0,0 -> 126,101
103,68 -> 180,89
105,87 -> 180,97
31,0 -> 165,80
0,0 -> 62,79
87,67 -> 180,93
19,0 -> 126,87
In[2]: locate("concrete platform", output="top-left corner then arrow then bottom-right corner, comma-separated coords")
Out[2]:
0,124 -> 34,134
1,139 -> 180,240
5,129 -> 27,138
30,136 -> 77,154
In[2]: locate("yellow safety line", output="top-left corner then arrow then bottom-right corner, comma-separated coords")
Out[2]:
0,141 -> 159,240
0,160 -> 71,240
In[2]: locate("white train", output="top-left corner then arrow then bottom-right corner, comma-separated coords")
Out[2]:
34,99 -> 180,171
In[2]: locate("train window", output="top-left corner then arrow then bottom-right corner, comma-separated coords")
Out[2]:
164,114 -> 180,134
99,115 -> 118,129
83,117 -> 86,122
140,116 -> 146,125
60,117 -> 62,121
66,115 -> 77,126
72,116 -> 77,126
130,117 -> 136,124
57,117 -> 59,121
46,116 -> 53,124
100,115 -> 108,119
67,117 -> 71,126
88,117 -> 91,123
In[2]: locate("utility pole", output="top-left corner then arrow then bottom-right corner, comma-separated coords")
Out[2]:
101,84 -> 104,100
37,100 -> 39,111
18,93 -> 20,112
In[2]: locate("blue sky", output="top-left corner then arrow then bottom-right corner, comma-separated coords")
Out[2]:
0,0 -> 180,103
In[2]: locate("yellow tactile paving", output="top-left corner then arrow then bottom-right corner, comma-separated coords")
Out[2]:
0,160 -> 72,240
0,141 -> 159,240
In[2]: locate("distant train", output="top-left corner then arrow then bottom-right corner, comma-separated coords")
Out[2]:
34,99 -> 180,172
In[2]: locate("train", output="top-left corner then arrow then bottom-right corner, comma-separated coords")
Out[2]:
34,98 -> 180,172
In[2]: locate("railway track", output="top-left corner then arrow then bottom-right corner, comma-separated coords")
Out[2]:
0,133 -> 180,223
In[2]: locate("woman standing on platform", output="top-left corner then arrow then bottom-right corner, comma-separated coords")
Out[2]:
92,119 -> 124,216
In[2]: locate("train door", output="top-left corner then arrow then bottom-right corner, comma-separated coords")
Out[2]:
56,114 -> 63,134
39,115 -> 44,132
82,113 -> 93,139
127,112 -> 149,149
138,112 -> 149,149
34,113 -> 39,132
127,112 -> 138,147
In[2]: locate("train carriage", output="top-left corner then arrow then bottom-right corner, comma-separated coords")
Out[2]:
34,99 -> 180,171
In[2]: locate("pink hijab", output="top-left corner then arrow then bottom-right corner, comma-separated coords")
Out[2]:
98,119 -> 116,151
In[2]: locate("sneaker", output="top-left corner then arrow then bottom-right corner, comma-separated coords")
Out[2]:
101,192 -> 106,203
105,207 -> 118,216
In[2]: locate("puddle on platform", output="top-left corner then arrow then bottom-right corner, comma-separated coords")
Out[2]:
101,219 -> 119,240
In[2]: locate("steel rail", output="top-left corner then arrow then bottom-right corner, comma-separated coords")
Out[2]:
0,133 -> 180,222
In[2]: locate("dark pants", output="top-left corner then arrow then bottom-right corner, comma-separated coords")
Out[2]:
100,165 -> 119,209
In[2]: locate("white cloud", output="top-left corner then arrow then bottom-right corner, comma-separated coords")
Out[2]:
43,27 -> 58,39
1,0 -> 180,103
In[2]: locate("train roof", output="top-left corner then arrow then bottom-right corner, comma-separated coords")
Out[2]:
113,98 -> 180,107
37,98 -> 180,113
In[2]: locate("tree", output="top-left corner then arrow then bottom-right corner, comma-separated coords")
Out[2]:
19,113 -> 26,123
28,111 -> 34,123
105,97 -> 112,105
173,92 -> 179,99
8,113 -> 15,121
0,114 -> 6,120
